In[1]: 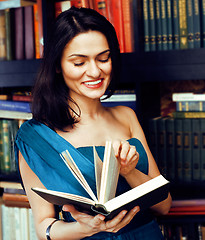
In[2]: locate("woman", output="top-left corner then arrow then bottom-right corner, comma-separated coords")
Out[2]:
15,7 -> 172,240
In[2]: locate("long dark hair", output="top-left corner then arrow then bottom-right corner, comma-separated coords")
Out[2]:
32,7 -> 121,131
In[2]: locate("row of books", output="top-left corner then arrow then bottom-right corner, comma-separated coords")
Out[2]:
148,117 -> 205,184
55,0 -> 134,53
0,1 -> 43,61
142,0 -> 205,52
1,204 -> 37,240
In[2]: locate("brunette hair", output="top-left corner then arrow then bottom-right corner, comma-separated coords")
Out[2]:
32,7 -> 120,131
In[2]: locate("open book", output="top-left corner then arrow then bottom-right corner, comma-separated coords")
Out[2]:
32,141 -> 169,220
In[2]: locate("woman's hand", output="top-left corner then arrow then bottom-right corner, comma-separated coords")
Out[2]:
112,140 -> 139,177
62,205 -> 140,236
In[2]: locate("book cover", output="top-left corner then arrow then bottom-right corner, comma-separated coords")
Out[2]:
121,0 -> 134,53
200,119 -> 205,181
32,175 -> 169,220
172,92 -> 205,101
0,100 -> 31,113
13,7 -> 24,60
186,0 -> 194,49
0,110 -> 32,120
193,0 -> 201,48
176,101 -> 205,112
179,0 -> 188,49
33,3 -> 40,59
148,0 -> 156,51
166,0 -> 173,50
157,117 -> 167,178
0,9 -> 6,60
172,0 -> 180,49
24,5 -> 35,59
5,8 -> 13,60
142,0 -> 150,51
111,0 -> 125,53
182,118 -> 192,183
192,118 -> 201,181
155,0 -> 162,50
175,118 -> 183,182
160,0 -> 168,50
165,118 -> 176,182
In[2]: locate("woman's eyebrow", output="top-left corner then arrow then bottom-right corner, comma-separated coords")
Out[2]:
68,49 -> 110,58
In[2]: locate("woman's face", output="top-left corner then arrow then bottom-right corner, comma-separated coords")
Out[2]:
60,30 -> 112,101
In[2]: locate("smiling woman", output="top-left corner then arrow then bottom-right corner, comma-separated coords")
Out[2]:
15,6 -> 171,240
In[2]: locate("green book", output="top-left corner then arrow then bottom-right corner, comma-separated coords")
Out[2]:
173,111 -> 205,118
175,118 -> 183,182
1,119 -> 11,174
165,118 -> 176,182
166,0 -> 173,50
179,0 -> 188,49
160,0 -> 168,50
155,0 -> 162,50
5,8 -> 13,60
182,118 -> 192,183
192,0 -> 201,48
200,119 -> 205,181
186,0 -> 194,49
148,0 -> 156,51
172,0 -> 180,49
142,0 -> 150,51
191,118 -> 201,181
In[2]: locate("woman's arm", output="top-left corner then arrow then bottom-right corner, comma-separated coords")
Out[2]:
112,107 -> 172,215
19,151 -> 139,240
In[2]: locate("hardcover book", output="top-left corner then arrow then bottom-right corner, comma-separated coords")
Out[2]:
32,141 -> 169,220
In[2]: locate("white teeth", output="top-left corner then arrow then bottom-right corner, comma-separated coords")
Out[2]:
85,80 -> 102,85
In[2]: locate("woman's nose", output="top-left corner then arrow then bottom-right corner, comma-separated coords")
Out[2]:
86,61 -> 101,78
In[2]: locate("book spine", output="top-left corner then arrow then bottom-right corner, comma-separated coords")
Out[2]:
175,118 -> 183,182
111,0 -> 125,53
155,0 -> 162,50
179,0 -> 188,49
0,121 -> 3,172
14,7 -> 24,60
166,0 -> 173,50
176,101 -> 205,111
5,9 -> 13,60
202,0 -> 205,48
200,119 -> 205,181
94,0 -> 108,19
186,0 -> 194,49
142,0 -> 150,51
36,0 -> 44,58
182,118 -> 192,183
24,5 -> 35,59
193,0 -> 201,48
173,111 -> 205,118
160,0 -> 168,50
166,118 -> 176,182
148,0 -> 156,51
157,118 -> 167,178
121,0 -> 134,53
192,118 -> 201,181
172,0 -> 180,49
0,100 -> 31,113
0,10 -> 7,60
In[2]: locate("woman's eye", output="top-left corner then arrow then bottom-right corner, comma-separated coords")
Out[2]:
74,62 -> 84,66
98,57 -> 110,63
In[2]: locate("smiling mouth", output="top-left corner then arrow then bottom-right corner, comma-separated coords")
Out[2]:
83,79 -> 102,86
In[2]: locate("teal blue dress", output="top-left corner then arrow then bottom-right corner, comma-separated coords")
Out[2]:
15,119 -> 164,240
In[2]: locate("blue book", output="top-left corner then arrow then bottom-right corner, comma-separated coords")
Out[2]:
172,0 -> 180,49
142,0 -> 150,51
160,0 -> 168,50
0,100 -> 31,113
202,0 -> 205,48
193,0 -> 201,48
148,0 -> 156,51
166,0 -> 173,50
200,119 -> 205,181
186,0 -> 194,49
155,0 -> 162,50
176,101 -> 205,112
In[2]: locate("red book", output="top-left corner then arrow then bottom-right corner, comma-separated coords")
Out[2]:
36,0 -> 44,58
110,0 -> 125,53
70,0 -> 83,8
14,7 -> 24,60
24,5 -> 35,59
33,3 -> 40,59
94,0 -> 108,19
121,0 -> 134,52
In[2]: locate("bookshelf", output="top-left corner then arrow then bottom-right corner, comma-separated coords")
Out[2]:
1,0 -> 205,239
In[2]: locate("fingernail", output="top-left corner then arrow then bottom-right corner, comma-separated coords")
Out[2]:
133,206 -> 139,212
122,210 -> 127,215
98,215 -> 105,221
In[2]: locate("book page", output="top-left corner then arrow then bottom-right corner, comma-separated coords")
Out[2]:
93,146 -> 103,199
99,141 -> 120,204
60,150 -> 98,202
